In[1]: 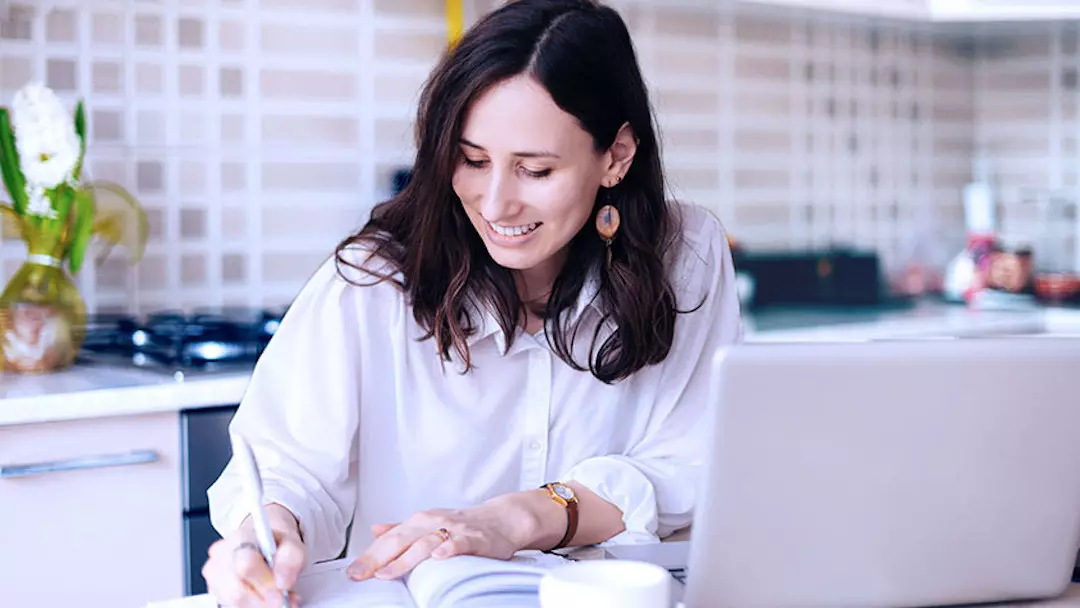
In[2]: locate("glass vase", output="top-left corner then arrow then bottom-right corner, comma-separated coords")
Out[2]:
0,251 -> 86,373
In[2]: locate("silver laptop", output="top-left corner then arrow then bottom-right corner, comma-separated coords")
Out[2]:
610,337 -> 1080,607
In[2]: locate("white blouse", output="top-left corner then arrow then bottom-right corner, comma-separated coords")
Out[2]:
207,203 -> 743,563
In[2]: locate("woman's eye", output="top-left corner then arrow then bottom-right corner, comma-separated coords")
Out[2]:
463,157 -> 488,168
521,167 -> 552,179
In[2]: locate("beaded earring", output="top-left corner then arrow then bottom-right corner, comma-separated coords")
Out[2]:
595,176 -> 622,268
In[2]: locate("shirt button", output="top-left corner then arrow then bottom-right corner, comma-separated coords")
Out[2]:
529,439 -> 543,451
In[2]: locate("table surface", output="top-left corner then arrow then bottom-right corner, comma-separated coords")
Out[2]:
145,583 -> 1080,608
145,536 -> 1080,608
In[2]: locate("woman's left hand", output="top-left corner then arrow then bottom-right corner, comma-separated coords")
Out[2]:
345,496 -> 536,581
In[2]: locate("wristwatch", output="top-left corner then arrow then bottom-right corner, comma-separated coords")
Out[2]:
540,482 -> 579,550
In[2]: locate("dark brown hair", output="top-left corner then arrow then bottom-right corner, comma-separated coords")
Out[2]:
336,0 -> 686,383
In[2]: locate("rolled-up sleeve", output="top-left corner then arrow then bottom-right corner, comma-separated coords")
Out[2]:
562,210 -> 742,544
208,257 -> 363,563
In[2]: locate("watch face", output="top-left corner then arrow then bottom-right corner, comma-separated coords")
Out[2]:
553,484 -> 575,501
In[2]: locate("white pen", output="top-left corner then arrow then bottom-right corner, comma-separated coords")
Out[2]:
231,433 -> 292,608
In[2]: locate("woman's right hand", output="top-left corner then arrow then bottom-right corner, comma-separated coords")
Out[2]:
202,503 -> 307,607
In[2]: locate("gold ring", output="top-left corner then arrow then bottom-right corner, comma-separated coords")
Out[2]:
433,527 -> 451,543
234,541 -> 260,554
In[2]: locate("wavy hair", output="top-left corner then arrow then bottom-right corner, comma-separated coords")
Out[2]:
336,0 -> 687,383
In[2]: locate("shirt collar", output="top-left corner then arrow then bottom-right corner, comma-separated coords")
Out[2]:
464,264 -> 605,352
573,263 -> 604,320
465,296 -> 504,350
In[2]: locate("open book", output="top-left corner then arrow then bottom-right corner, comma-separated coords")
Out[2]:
293,551 -> 568,608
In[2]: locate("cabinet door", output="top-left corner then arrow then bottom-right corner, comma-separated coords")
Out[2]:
929,0 -> 1080,21
740,0 -> 929,19
0,412 -> 184,607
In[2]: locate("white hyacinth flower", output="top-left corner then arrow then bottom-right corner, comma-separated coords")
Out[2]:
25,184 -> 57,219
10,82 -> 81,191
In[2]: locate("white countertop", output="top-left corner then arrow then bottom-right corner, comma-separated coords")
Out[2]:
0,365 -> 250,426
744,303 -> 1080,342
3,303 -> 1079,428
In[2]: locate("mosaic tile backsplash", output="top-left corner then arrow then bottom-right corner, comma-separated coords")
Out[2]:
0,0 -> 1072,312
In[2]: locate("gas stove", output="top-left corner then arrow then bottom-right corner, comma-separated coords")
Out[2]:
76,307 -> 285,377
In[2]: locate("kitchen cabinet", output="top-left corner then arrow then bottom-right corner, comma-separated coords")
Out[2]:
928,0 -> 1080,21
0,411 -> 184,607
739,0 -> 1080,21
738,0 -> 930,20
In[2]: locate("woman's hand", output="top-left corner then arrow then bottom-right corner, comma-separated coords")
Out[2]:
346,494 -> 544,582
202,503 -> 307,608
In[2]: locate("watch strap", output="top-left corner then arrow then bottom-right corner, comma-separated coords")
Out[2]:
554,498 -> 578,550
542,482 -> 579,550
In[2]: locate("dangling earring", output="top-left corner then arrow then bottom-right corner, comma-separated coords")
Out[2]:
596,177 -> 621,268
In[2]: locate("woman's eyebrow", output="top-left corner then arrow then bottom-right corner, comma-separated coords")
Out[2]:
459,137 -> 560,159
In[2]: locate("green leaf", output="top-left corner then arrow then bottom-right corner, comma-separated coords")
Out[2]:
29,184 -> 77,259
67,189 -> 95,274
73,100 -> 86,181
53,183 -> 75,221
0,108 -> 27,215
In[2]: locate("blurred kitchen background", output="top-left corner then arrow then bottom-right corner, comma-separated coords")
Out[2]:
1,0 -> 1078,314
7,3 -> 1080,603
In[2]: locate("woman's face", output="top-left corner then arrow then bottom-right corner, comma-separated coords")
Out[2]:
452,75 -> 632,274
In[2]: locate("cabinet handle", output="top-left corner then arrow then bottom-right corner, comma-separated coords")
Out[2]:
0,449 -> 159,479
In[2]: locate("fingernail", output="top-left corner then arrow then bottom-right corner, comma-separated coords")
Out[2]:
346,565 -> 368,580
374,568 -> 393,580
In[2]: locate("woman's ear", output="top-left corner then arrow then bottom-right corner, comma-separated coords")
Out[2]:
603,122 -> 637,186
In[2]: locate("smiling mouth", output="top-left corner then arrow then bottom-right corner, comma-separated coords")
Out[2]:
487,220 -> 541,237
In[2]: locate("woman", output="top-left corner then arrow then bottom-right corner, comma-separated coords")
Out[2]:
203,0 -> 742,605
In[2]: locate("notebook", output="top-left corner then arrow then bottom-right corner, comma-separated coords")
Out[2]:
290,551 -> 567,608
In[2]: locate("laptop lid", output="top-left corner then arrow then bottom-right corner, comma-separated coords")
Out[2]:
685,337 -> 1080,608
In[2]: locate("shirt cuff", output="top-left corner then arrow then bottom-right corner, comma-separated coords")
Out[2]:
560,455 -> 662,546
208,474 -> 341,564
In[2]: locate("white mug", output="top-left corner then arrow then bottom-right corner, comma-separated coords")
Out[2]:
539,560 -> 672,608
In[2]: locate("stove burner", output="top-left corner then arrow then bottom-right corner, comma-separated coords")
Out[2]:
78,307 -> 286,371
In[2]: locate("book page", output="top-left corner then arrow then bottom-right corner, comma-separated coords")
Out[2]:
293,559 -> 417,608
405,551 -> 567,608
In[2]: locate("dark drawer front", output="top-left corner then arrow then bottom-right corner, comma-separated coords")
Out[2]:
181,405 -> 238,512
184,512 -> 222,595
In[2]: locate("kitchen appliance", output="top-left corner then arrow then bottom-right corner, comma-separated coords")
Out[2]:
732,249 -> 885,309
181,404 -> 238,595
78,307 -> 285,376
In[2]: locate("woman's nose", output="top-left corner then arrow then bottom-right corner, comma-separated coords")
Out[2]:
479,173 -> 517,221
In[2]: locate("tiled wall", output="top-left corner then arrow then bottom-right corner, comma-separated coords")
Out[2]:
720,6 -> 974,280
972,23 -> 1080,274
0,0 -> 977,312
